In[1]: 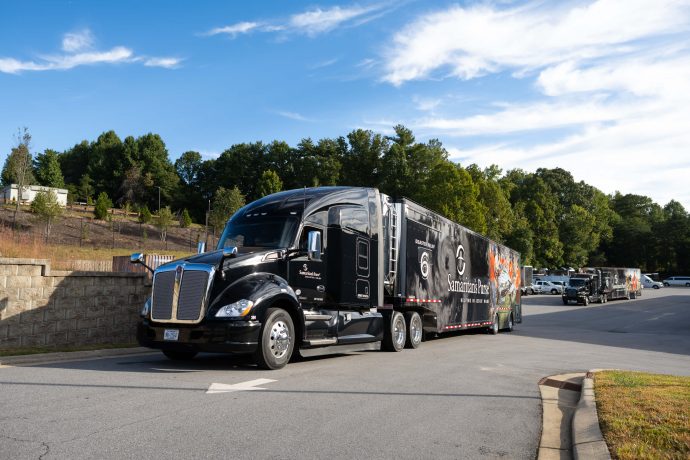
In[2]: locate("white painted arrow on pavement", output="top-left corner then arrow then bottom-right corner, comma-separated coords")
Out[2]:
206,378 -> 277,394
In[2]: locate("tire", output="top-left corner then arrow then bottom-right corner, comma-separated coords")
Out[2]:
404,312 -> 423,349
528,288 -> 534,295
664,282 -> 669,286
653,285 -> 659,289
254,308 -> 294,370
504,313 -> 514,332
489,313 -> 499,335
562,298 -> 568,305
583,296 -> 589,306
551,289 -> 558,294
686,283 -> 690,287
382,311 -> 406,352
162,350 -> 198,361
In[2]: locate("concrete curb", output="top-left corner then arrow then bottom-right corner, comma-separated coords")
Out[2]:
572,373 -> 611,460
0,347 -> 156,366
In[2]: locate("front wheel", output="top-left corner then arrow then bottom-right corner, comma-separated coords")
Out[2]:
383,311 -> 406,352
404,312 -> 423,349
562,298 -> 568,305
583,296 -> 589,306
254,308 -> 294,370
653,285 -> 660,289
528,288 -> 534,295
686,283 -> 690,287
663,282 -> 669,286
551,289 -> 558,294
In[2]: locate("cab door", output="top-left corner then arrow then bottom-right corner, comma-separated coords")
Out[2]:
288,221 -> 338,343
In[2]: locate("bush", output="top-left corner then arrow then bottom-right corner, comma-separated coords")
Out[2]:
180,208 -> 192,228
94,192 -> 113,220
139,204 -> 152,224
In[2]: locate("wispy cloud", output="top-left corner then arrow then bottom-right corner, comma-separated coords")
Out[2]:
205,21 -> 262,38
144,57 -> 183,68
383,0 -> 690,85
0,29 -> 180,74
204,3 -> 390,39
61,29 -> 94,52
289,4 -> 384,36
274,110 -> 313,122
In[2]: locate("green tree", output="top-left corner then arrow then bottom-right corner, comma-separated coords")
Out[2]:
175,151 -> 203,187
180,208 -> 192,228
94,192 -> 113,220
209,187 -> 245,231
78,173 -> 95,203
3,128 -> 36,230
30,190 -> 63,241
138,204 -> 152,224
256,170 -> 283,197
33,149 -> 65,188
341,129 -> 387,187
157,206 -> 174,242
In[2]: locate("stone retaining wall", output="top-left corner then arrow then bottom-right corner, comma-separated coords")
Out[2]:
0,258 -> 150,351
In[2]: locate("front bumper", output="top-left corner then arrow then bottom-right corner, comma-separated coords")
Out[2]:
137,318 -> 261,354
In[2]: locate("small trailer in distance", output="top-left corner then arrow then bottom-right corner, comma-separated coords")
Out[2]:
133,187 -> 522,369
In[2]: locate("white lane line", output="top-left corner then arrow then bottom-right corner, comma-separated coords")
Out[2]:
206,378 -> 277,394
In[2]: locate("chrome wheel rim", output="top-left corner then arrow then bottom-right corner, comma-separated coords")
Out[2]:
269,320 -> 291,359
411,315 -> 422,344
393,315 -> 405,348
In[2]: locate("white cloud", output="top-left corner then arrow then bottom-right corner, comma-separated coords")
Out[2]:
289,4 -> 383,36
383,0 -> 690,85
205,21 -> 262,38
0,31 -> 180,74
0,47 -> 133,73
144,57 -> 183,68
205,3 -> 389,40
62,29 -> 94,52
274,110 -> 313,122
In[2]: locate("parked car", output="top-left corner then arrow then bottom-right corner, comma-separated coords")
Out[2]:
662,276 -> 690,287
642,275 -> 663,289
530,280 -> 564,295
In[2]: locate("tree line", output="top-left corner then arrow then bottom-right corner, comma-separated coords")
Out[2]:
2,125 -> 689,275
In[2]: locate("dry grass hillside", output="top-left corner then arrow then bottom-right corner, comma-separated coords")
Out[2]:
0,204 -> 222,267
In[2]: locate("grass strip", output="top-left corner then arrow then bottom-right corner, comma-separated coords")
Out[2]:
595,370 -> 690,459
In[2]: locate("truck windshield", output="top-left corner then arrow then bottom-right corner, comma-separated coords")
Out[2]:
217,216 -> 299,250
569,278 -> 586,287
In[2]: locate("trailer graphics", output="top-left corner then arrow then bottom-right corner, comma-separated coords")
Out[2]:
133,187 -> 522,369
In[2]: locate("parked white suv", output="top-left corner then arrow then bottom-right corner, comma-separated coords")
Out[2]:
662,276 -> 690,287
529,280 -> 564,295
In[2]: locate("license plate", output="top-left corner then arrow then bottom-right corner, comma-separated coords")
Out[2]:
163,329 -> 179,341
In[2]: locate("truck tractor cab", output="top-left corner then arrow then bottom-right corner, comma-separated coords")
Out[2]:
562,271 -> 606,306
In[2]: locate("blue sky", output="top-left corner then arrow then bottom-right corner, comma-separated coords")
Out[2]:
2,0 -> 690,210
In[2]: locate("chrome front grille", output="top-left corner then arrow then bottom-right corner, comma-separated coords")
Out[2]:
152,271 -> 175,320
177,270 -> 210,320
151,264 -> 213,323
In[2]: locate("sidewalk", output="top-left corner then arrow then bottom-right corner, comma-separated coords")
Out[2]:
0,347 -> 156,367
538,371 -> 610,460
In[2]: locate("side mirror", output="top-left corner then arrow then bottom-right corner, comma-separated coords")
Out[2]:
129,252 -> 154,274
307,231 -> 322,261
222,247 -> 238,258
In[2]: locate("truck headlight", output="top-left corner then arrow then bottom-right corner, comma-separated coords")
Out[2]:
216,299 -> 254,318
141,298 -> 152,318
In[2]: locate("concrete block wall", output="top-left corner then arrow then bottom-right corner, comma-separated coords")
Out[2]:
0,258 -> 150,351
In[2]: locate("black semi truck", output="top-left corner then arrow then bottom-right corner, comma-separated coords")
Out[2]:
132,187 -> 522,369
562,267 -> 642,305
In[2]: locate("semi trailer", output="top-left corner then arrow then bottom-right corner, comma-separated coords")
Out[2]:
132,186 -> 522,369
562,267 -> 641,305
